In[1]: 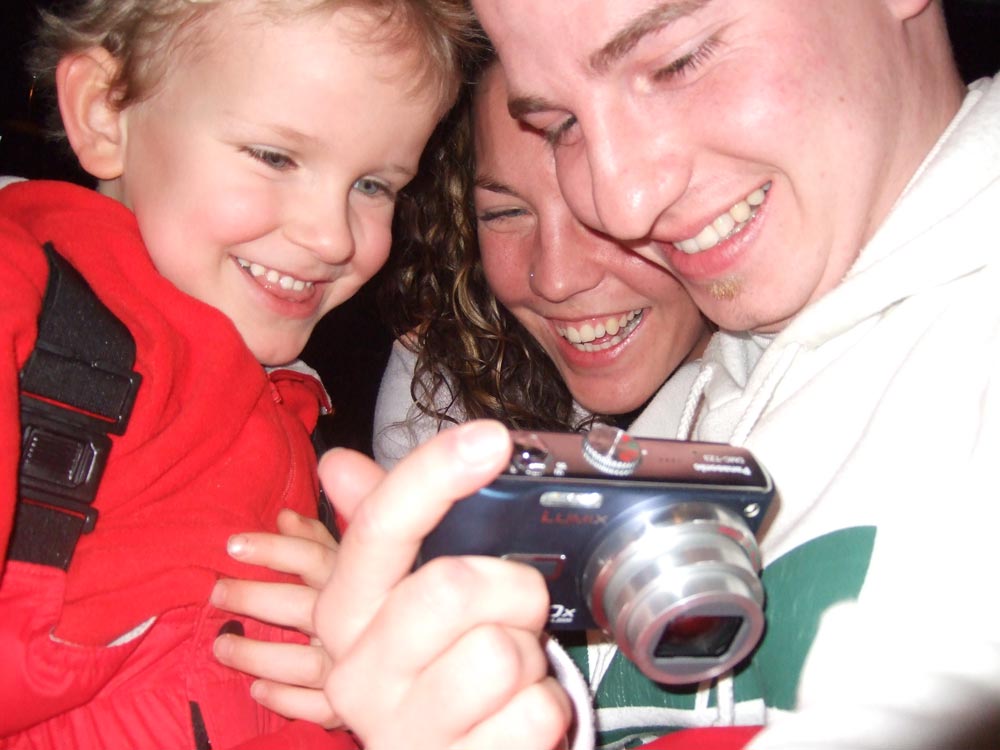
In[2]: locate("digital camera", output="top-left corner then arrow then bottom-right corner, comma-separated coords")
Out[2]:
418,424 -> 775,685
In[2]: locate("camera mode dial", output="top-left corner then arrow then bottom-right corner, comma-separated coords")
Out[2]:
582,424 -> 642,476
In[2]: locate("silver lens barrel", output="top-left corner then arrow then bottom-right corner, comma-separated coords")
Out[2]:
582,501 -> 765,685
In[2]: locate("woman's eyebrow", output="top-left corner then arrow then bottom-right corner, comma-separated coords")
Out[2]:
475,175 -> 521,198
589,0 -> 712,74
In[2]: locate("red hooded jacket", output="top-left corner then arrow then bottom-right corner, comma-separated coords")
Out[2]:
0,181 -> 356,750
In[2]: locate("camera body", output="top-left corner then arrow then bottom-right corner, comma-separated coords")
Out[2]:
418,425 -> 775,685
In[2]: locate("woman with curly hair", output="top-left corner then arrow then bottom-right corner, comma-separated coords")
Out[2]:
374,50 -> 711,467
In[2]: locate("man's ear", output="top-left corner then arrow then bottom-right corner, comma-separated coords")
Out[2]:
56,47 -> 126,180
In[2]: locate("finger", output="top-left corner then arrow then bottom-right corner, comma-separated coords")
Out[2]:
212,579 -> 317,633
275,507 -> 338,549
457,677 -> 573,750
348,556 -> 549,679
226,530 -> 337,590
226,529 -> 337,585
411,626 -> 552,739
315,420 -> 512,655
317,446 -> 388,523
328,625 -> 551,750
249,680 -> 343,729
214,633 -> 329,688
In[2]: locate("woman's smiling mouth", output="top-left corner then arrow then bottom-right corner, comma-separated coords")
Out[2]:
555,310 -> 643,352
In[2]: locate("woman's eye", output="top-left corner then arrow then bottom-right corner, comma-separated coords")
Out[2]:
354,176 -> 394,199
244,146 -> 296,171
478,207 -> 528,224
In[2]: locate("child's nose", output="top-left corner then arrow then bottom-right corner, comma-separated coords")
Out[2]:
283,195 -> 355,265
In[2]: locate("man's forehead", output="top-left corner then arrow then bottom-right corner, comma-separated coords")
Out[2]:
476,0 -> 711,63
475,0 -> 713,110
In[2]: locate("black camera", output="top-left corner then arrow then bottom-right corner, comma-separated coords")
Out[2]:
419,425 -> 775,685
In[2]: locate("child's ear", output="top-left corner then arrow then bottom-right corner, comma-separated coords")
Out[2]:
56,47 -> 127,180
884,0 -> 933,21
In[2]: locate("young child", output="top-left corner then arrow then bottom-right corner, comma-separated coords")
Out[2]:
0,0 -> 468,747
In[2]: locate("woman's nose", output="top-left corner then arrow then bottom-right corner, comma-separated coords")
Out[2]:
529,212 -> 605,303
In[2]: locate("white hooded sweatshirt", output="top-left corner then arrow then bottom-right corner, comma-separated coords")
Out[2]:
677,75 -> 1000,749
371,75 -> 1000,749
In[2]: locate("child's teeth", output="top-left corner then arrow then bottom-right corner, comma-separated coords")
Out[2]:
238,258 -> 313,291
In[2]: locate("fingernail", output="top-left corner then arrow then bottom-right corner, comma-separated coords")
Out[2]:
213,634 -> 231,659
227,535 -> 249,558
210,581 -> 227,606
456,421 -> 509,467
250,680 -> 266,701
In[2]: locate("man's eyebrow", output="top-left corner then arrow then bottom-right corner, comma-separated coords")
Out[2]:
507,94 -> 555,122
590,0 -> 711,74
507,0 -> 711,119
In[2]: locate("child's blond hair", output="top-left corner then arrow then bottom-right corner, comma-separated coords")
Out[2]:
30,0 -> 477,137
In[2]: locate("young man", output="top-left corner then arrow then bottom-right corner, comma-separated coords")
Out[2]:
462,0 -> 1000,747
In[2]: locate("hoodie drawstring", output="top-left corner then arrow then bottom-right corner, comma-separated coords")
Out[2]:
729,342 -> 802,447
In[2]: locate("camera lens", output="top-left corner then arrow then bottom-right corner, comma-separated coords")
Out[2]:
653,615 -> 743,659
582,501 -> 765,685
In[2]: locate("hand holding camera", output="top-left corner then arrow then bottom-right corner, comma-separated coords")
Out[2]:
419,424 -> 775,685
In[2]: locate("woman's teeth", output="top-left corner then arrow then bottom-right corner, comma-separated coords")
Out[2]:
558,310 -> 642,352
237,257 -> 313,291
675,182 -> 771,254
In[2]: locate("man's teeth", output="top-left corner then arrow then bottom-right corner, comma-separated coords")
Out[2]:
237,258 -> 313,292
557,310 -> 642,352
675,183 -> 771,254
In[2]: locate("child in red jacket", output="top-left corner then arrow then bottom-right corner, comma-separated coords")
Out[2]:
0,1 -> 468,747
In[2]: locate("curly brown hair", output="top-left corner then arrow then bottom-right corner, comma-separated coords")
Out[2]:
379,48 -> 609,434
28,0 -> 476,138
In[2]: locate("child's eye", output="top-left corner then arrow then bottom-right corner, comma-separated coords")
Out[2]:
652,36 -> 721,83
353,176 -> 394,200
243,146 -> 296,171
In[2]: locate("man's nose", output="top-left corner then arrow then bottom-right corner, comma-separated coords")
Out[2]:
529,211 -> 604,303
559,115 -> 690,243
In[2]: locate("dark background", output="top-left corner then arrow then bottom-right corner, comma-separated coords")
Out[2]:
2,0 -> 999,456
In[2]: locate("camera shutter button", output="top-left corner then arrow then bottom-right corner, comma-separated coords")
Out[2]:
511,439 -> 551,476
582,424 -> 642,476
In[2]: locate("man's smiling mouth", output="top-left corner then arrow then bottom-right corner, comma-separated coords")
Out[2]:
674,183 -> 770,255
556,310 -> 643,352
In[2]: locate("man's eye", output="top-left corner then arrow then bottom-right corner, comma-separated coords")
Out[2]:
652,36 -> 721,83
354,177 -> 394,199
545,115 -> 579,147
244,146 -> 296,171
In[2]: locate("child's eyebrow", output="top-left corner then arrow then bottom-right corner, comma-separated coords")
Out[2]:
256,123 -> 323,148
221,115 -> 322,148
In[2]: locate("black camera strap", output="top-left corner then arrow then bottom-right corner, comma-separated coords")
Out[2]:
9,242 -> 142,570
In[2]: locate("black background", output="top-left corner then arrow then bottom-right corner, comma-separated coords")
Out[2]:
2,0 -> 999,455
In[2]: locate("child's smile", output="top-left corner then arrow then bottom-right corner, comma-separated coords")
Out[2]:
101,4 -> 443,365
